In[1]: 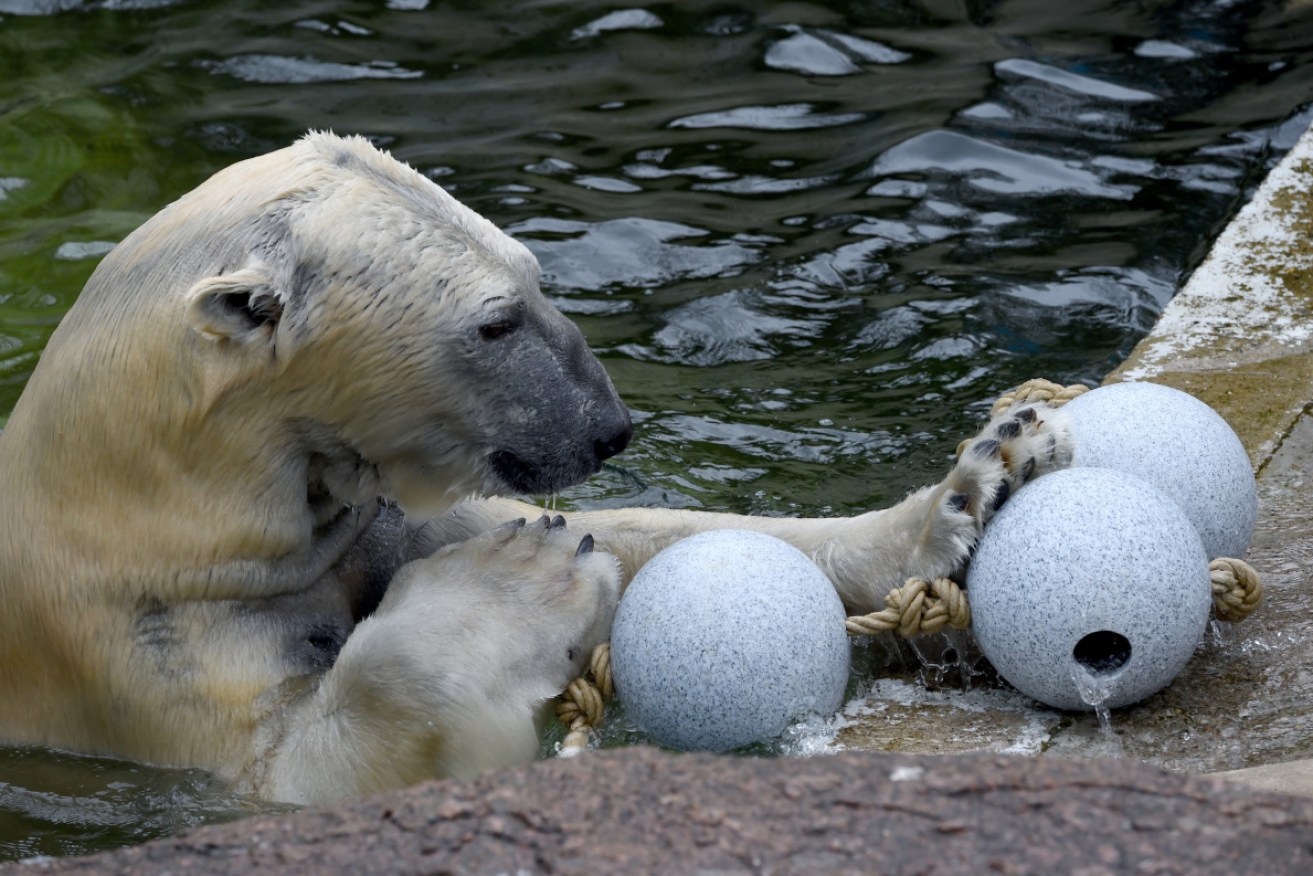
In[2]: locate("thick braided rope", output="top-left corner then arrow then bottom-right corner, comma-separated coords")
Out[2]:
990,378 -> 1090,418
1210,557 -> 1263,623
557,642 -> 613,754
845,577 -> 970,637
841,558 -> 1261,638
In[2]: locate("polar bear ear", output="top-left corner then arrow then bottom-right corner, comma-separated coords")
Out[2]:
186,268 -> 286,344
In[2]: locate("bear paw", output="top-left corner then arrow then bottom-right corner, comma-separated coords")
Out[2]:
414,513 -> 622,693
945,402 -> 1074,528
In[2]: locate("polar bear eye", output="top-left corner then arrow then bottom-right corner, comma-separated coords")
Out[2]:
478,321 -> 516,342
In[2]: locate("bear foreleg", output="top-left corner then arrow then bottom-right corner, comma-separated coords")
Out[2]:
414,403 -> 1072,615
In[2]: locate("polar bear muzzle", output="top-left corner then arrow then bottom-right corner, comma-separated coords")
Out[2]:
484,305 -> 633,495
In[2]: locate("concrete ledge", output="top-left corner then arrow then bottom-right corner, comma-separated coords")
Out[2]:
7,747 -> 1313,875
1110,121 -> 1313,471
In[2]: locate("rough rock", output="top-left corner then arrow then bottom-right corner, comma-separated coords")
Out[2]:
8,747 -> 1313,875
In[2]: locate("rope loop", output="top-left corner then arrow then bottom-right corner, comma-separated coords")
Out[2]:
845,577 -> 970,638
557,642 -> 612,755
1210,557 -> 1263,623
990,378 -> 1089,418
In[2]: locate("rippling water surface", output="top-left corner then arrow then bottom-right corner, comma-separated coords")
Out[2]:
3,0 -> 1313,859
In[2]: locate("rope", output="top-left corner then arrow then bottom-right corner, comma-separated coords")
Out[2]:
990,378 -> 1089,418
838,558 -> 1261,641
556,642 -> 613,755
1210,557 -> 1263,623
844,577 -> 970,637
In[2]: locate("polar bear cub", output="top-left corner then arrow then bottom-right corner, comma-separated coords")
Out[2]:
0,132 -> 1072,804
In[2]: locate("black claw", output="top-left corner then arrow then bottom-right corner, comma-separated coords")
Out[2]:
1014,407 -> 1037,424
990,479 -> 1011,512
1022,456 -> 1037,480
994,418 -> 1021,441
576,534 -> 595,556
1045,433 -> 1058,461
535,514 -> 551,528
971,438 -> 1001,459
949,492 -> 970,513
550,514 -> 567,529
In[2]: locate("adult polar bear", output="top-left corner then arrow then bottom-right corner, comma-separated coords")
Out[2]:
0,132 -> 1071,805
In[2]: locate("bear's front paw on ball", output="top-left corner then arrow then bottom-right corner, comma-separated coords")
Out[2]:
394,513 -> 622,693
947,402 -> 1075,526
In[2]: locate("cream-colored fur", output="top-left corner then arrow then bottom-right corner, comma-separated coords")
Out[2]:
0,132 -> 1073,805
421,404 -> 1073,612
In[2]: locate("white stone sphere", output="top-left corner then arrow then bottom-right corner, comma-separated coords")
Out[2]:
611,529 -> 850,752
1063,381 -> 1256,558
967,467 -> 1211,711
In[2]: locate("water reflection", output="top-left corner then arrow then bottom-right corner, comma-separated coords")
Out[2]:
0,748 -> 284,861
197,55 -> 423,84
765,24 -> 914,75
510,216 -> 760,292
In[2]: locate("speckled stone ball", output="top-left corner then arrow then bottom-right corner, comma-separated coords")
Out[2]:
967,467 -> 1211,711
610,529 -> 850,752
1064,381 -> 1257,559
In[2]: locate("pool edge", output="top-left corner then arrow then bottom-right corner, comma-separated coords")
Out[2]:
1107,118 -> 1313,472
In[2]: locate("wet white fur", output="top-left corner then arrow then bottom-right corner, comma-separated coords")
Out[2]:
433,402 -> 1074,614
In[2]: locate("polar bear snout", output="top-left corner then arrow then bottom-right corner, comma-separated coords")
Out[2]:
594,419 -> 633,465
488,406 -> 630,495
483,306 -> 632,495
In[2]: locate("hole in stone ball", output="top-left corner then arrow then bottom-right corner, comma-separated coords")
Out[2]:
1072,630 -> 1131,675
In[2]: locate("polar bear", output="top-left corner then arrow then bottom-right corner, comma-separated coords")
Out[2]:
0,132 -> 1072,805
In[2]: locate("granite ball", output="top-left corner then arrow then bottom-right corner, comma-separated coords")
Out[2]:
1063,381 -> 1257,558
967,467 -> 1212,711
610,529 -> 850,752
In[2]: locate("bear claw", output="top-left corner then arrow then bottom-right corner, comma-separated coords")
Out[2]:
990,479 -> 1011,512
994,418 -> 1021,441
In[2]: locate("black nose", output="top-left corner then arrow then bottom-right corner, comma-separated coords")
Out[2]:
594,421 -> 633,463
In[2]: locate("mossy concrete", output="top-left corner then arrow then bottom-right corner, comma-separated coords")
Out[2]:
1108,146 -> 1313,472
836,119 -> 1313,788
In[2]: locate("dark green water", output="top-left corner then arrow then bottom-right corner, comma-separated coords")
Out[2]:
2,0 -> 1313,860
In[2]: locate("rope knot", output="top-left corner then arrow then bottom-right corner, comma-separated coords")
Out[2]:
556,642 -> 613,754
845,577 -> 970,638
1209,556 -> 1263,623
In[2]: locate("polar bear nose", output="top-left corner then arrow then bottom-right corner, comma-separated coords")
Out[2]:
593,422 -> 632,464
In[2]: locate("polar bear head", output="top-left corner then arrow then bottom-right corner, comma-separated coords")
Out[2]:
54,132 -> 631,515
